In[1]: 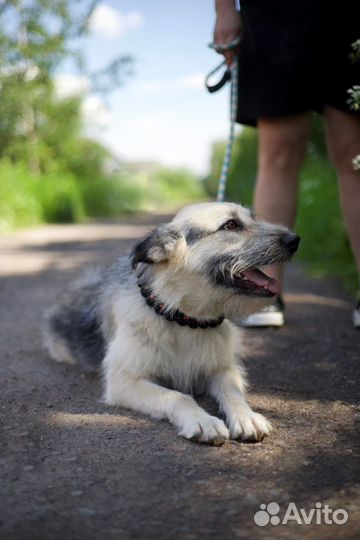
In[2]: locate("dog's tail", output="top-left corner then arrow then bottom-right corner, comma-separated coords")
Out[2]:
43,268 -> 106,373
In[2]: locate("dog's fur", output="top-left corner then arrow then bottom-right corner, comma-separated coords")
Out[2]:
44,202 -> 299,445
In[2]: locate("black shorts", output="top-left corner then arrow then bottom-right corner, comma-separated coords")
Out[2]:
236,0 -> 360,126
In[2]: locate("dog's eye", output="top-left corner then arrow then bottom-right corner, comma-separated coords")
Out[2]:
221,219 -> 242,231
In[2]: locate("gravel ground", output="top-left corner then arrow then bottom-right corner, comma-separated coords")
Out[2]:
0,214 -> 359,540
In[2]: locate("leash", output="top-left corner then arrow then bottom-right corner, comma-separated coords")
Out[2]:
206,39 -> 240,202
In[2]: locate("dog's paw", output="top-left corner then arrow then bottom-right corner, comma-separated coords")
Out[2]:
227,410 -> 272,442
179,413 -> 229,446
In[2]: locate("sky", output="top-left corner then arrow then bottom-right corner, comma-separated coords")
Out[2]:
57,0 -> 233,175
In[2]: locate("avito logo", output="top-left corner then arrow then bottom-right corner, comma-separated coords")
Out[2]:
254,501 -> 348,527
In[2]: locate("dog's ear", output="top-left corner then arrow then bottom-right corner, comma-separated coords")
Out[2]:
131,225 -> 182,268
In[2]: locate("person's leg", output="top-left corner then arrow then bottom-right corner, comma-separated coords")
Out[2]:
324,106 -> 360,276
254,113 -> 311,287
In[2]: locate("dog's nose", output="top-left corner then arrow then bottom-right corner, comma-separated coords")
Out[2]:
280,233 -> 300,253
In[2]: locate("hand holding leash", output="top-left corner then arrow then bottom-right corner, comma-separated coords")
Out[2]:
205,36 -> 242,93
213,1 -> 243,65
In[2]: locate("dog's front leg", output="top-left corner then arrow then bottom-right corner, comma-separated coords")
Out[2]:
105,370 -> 229,445
208,367 -> 272,442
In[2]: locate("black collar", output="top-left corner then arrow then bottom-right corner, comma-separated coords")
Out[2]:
138,282 -> 224,329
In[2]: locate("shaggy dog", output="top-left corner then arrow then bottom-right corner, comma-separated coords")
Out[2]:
44,202 -> 299,445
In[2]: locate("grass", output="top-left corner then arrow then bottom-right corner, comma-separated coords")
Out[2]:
0,160 -> 206,232
297,156 -> 357,294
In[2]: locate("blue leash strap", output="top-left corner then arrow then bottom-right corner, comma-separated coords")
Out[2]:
216,57 -> 238,202
206,38 -> 240,202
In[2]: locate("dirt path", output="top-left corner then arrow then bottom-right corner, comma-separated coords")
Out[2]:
1,215 -> 359,540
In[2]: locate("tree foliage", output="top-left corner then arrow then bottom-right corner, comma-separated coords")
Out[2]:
0,0 -> 132,173
0,1 -> 205,230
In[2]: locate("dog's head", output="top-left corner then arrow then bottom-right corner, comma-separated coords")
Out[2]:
131,202 -> 300,320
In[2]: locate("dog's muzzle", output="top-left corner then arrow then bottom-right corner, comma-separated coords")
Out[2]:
211,233 -> 300,298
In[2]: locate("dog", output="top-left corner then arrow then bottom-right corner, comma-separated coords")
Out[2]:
44,202 -> 299,445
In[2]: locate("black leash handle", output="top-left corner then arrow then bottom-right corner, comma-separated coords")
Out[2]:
205,37 -> 241,93
205,60 -> 231,93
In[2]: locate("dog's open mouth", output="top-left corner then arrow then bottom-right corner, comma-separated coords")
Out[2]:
219,267 -> 280,297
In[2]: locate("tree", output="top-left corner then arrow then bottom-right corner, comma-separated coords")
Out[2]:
0,0 -> 132,173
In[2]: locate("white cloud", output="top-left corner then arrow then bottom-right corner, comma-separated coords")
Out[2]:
54,74 -> 110,129
88,4 -> 144,39
102,113 -> 227,175
136,73 -> 205,94
54,74 -> 90,99
129,115 -> 161,133
177,74 -> 204,90
81,95 -> 111,128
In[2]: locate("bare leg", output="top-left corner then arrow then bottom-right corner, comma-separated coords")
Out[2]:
254,114 -> 311,287
208,367 -> 272,441
324,106 -> 360,278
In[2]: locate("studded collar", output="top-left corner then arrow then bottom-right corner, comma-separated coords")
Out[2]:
138,282 -> 224,329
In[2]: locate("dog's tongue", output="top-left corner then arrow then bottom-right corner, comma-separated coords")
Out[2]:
242,268 -> 280,295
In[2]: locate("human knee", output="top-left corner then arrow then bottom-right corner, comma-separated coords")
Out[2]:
259,125 -> 309,174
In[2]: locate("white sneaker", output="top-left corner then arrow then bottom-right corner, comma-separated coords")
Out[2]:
353,299 -> 360,328
240,296 -> 285,328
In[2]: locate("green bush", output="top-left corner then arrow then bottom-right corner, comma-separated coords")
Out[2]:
0,161 -> 42,230
0,161 -> 84,229
34,172 -> 85,223
76,174 -> 145,217
297,156 -> 357,292
204,127 -> 258,205
148,168 -> 205,210
0,159 -> 207,232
